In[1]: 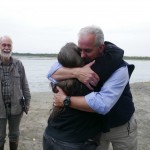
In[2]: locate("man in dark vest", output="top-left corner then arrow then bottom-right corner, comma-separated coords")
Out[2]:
47,25 -> 137,150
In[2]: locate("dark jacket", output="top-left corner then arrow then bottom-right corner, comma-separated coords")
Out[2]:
0,57 -> 31,118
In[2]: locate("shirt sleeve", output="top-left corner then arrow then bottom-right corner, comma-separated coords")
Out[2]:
46,62 -> 62,83
85,66 -> 129,115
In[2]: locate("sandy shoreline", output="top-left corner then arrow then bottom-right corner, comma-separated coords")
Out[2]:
4,82 -> 150,150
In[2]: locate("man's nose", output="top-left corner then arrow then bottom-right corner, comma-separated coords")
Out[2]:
81,51 -> 86,58
5,45 -> 10,49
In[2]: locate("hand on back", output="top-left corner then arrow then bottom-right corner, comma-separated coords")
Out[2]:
75,60 -> 100,90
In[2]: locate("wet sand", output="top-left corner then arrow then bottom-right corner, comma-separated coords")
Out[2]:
4,82 -> 150,150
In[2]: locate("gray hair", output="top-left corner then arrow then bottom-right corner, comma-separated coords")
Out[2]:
0,36 -> 12,44
78,25 -> 104,46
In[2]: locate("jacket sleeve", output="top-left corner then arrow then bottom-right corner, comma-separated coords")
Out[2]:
19,61 -> 31,106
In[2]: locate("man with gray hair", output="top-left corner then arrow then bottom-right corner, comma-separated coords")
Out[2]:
47,25 -> 137,150
0,36 -> 31,150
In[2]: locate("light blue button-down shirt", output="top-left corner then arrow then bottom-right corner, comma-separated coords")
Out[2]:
47,62 -> 129,115
47,62 -> 62,84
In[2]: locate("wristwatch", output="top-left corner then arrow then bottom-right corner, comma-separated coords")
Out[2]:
63,96 -> 71,107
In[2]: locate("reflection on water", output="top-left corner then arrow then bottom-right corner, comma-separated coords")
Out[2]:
17,56 -> 150,92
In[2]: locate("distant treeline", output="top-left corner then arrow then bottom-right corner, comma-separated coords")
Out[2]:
12,53 -> 57,57
12,53 -> 150,60
123,56 -> 150,60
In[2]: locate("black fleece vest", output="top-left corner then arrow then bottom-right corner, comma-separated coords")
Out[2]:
100,63 -> 135,132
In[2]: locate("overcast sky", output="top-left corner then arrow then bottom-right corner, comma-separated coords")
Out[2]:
0,0 -> 150,56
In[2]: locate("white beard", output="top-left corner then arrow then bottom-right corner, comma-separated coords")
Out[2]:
0,50 -> 12,60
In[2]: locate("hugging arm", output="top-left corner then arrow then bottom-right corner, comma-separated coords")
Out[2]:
48,61 -> 100,89
54,66 -> 129,114
49,42 -> 125,114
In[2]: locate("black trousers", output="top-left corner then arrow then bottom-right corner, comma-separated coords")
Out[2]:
43,134 -> 97,150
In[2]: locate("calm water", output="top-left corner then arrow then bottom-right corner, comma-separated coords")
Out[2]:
16,56 -> 150,92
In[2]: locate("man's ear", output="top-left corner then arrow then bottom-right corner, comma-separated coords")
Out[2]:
99,44 -> 105,54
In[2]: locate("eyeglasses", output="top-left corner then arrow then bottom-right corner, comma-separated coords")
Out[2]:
1,43 -> 12,48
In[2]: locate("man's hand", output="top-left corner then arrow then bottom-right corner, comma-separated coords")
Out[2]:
53,86 -> 66,107
74,60 -> 100,90
26,105 -> 30,114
